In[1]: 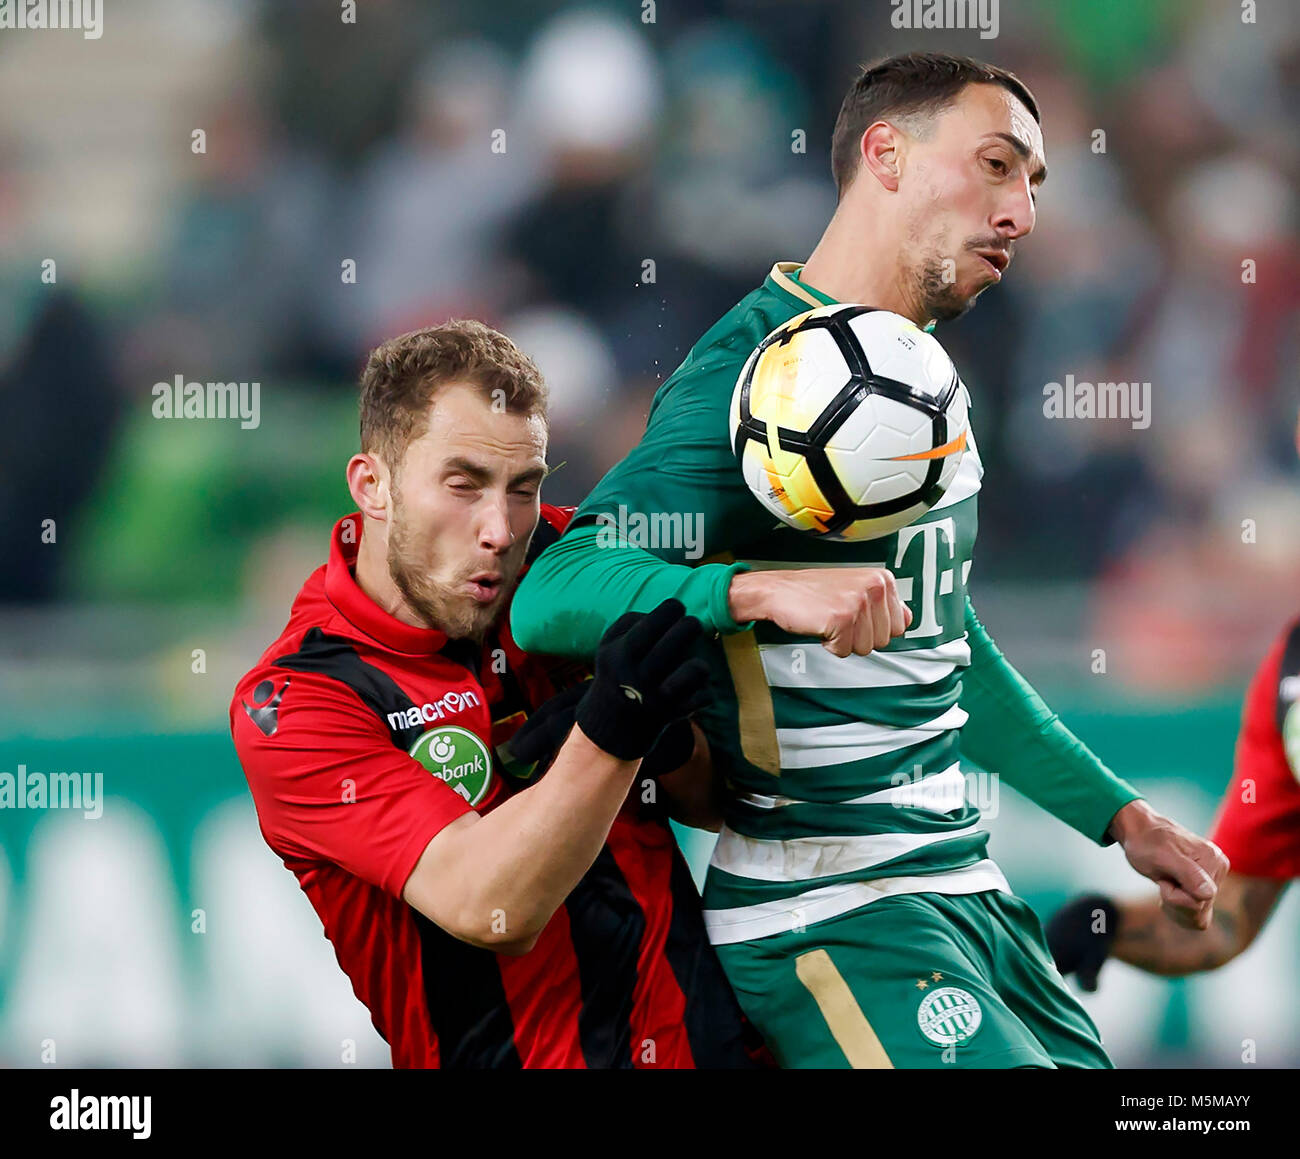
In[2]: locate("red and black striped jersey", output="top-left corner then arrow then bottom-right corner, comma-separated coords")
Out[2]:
230,504 -> 754,1068
1210,618 -> 1300,878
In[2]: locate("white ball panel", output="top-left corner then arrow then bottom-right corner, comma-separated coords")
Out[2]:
858,467 -> 931,507
826,392 -> 935,456
846,310 -> 957,399
825,391 -> 938,507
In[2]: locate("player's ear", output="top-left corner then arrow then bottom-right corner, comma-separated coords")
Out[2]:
860,120 -> 902,193
347,452 -> 390,522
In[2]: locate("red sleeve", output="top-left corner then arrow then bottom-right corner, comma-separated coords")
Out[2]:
231,668 -> 474,897
1209,625 -> 1300,878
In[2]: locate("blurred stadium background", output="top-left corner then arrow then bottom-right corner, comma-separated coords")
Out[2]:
1,0 -> 1298,1067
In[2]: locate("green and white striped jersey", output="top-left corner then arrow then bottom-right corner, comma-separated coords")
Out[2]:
523,261 -> 1012,944
700,419 -> 1007,944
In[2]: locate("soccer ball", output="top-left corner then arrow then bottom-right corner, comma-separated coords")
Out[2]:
728,303 -> 969,541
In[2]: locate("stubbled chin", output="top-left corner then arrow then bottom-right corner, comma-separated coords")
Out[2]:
458,589 -> 507,636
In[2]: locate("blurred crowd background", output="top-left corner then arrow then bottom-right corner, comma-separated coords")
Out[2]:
1,0 -> 1298,1067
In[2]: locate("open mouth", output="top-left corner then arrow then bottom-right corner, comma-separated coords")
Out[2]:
974,250 -> 1009,280
465,574 -> 503,604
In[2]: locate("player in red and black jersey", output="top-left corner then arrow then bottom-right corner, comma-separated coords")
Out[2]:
1047,416 -> 1300,987
231,320 -> 756,1068
1047,618 -> 1298,986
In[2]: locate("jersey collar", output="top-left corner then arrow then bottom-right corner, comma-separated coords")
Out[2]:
767,260 -> 939,334
324,512 -> 453,656
767,261 -> 838,310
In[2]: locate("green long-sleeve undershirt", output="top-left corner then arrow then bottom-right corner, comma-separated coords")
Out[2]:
510,521 -> 1140,845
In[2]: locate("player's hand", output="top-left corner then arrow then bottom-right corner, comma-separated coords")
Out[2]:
502,681 -> 696,779
574,599 -> 711,761
727,567 -> 912,657
1108,800 -> 1229,930
499,682 -> 588,775
1045,893 -> 1119,992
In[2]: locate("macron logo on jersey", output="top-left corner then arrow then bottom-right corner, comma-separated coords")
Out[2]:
387,688 -> 481,732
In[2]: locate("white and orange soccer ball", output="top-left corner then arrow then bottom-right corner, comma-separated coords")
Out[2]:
728,303 -> 970,541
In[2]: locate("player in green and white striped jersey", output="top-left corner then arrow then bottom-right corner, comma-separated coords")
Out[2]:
511,52 -> 1227,1068
700,396 -> 994,946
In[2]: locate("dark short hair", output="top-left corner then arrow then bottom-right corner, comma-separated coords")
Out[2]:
830,51 -> 1040,198
359,319 -> 547,472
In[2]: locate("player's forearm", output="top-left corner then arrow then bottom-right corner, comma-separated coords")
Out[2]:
1114,874 -> 1283,975
1111,898 -> 1239,975
960,597 -> 1141,844
430,726 -> 641,951
511,521 -> 751,658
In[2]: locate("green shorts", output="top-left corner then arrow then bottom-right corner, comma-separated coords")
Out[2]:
714,889 -> 1111,1069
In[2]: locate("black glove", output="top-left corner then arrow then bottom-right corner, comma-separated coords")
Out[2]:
575,599 -> 710,761
499,683 -> 589,777
501,680 -> 698,786
1045,893 -> 1119,992
639,716 -> 697,780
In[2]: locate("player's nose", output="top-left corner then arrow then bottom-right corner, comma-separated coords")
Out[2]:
995,178 -> 1036,240
478,495 -> 513,552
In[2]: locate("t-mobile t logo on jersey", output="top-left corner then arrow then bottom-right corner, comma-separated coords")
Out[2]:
887,517 -> 973,639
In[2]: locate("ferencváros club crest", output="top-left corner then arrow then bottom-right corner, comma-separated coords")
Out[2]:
409,726 -> 493,806
917,987 -> 983,1046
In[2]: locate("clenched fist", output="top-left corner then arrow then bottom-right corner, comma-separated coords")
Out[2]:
1108,800 -> 1230,930
728,567 -> 912,657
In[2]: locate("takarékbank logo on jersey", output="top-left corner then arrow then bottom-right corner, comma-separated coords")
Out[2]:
409,726 -> 493,806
